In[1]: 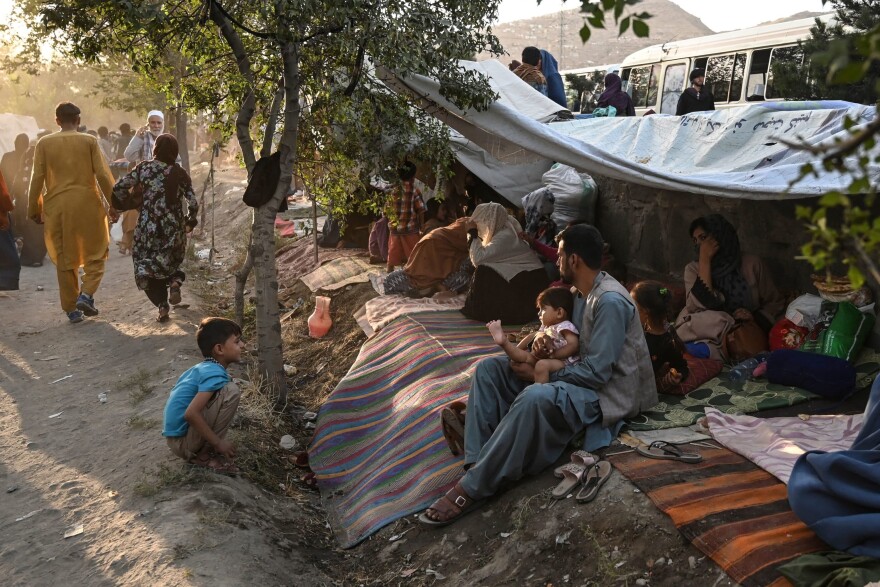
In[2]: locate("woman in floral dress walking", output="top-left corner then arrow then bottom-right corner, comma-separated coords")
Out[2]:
112,134 -> 198,322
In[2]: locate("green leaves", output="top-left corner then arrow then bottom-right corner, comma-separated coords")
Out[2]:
578,0 -> 650,43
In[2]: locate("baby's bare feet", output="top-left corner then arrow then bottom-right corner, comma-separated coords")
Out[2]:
487,320 -> 507,346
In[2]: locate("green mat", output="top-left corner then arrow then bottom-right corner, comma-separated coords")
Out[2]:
627,349 -> 880,431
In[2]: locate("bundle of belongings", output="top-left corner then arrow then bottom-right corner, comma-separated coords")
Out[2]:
751,280 -> 875,400
520,163 -> 597,247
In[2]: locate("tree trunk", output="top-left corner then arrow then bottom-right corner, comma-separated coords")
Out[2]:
251,41 -> 300,407
175,106 -> 190,173
234,231 -> 254,327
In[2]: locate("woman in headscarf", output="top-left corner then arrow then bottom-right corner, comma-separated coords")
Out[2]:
0,170 -> 20,290
383,216 -> 473,297
112,134 -> 198,322
460,202 -> 549,324
595,73 -> 636,117
675,214 -> 784,360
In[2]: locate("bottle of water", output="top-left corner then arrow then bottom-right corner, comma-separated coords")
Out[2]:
728,352 -> 770,382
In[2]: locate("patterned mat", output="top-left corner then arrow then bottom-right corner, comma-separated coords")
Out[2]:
627,349 -> 880,431
300,256 -> 373,291
309,311 -> 503,547
608,445 -> 828,587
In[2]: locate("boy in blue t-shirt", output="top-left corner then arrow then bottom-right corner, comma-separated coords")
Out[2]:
163,317 -> 244,474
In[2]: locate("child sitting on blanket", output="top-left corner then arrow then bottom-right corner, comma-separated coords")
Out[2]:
631,281 -> 690,393
487,287 -> 579,383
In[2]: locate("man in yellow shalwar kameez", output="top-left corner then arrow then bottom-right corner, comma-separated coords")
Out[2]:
28,102 -> 119,323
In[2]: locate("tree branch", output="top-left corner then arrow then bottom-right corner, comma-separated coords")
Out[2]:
208,1 -> 257,173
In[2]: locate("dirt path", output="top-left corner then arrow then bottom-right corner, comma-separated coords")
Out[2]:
0,251 -> 329,586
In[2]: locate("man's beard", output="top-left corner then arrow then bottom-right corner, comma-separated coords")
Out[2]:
560,261 -> 573,283
149,127 -> 163,137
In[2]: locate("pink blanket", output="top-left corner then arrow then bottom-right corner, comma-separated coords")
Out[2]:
706,407 -> 862,484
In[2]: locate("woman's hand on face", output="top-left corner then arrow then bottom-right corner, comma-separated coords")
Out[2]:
733,308 -> 753,322
699,236 -> 720,262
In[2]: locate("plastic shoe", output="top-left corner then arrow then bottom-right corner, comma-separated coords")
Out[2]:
68,310 -> 85,324
76,293 -> 99,316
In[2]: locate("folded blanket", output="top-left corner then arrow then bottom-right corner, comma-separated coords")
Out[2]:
706,407 -> 862,484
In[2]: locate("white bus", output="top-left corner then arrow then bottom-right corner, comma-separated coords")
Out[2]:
560,64 -> 620,113
619,15 -> 832,115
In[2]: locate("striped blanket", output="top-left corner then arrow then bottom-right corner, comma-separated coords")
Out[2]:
608,445 -> 828,587
309,311 -> 504,547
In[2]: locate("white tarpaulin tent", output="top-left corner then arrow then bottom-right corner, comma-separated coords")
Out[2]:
0,114 -> 39,157
379,60 -> 879,202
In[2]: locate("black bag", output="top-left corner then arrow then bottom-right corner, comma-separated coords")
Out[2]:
242,151 -> 287,212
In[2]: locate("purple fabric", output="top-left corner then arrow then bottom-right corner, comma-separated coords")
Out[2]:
369,217 -> 389,261
597,74 -> 635,116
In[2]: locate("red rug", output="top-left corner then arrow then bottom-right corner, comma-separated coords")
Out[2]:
607,445 -> 827,586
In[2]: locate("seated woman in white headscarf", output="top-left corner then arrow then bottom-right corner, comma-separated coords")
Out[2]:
460,203 -> 549,324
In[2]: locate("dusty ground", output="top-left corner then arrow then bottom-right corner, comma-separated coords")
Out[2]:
0,164 -> 736,587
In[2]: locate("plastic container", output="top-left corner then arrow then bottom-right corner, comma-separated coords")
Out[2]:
728,352 -> 770,382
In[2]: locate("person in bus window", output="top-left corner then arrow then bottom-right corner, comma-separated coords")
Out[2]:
595,73 -> 635,116
676,68 -> 715,116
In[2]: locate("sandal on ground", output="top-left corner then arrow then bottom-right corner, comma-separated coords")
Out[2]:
418,483 -> 484,527
551,463 -> 587,499
553,450 -> 598,479
575,461 -> 612,503
169,280 -> 183,305
290,450 -> 310,468
440,401 -> 467,456
636,441 -> 703,463
300,471 -> 318,489
157,305 -> 170,322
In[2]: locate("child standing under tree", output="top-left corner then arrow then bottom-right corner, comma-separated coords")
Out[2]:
487,287 -> 580,383
630,281 -> 690,392
162,317 -> 245,474
386,161 -> 425,273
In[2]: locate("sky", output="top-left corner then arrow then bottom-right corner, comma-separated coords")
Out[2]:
497,0 -> 829,32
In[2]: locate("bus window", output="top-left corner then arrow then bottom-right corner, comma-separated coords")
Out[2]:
767,45 -> 805,99
660,63 -> 686,114
627,66 -> 651,108
746,48 -> 772,99
730,53 -> 747,102
706,54 -> 734,102
646,64 -> 660,109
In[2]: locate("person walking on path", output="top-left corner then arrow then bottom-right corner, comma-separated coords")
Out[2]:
27,102 -> 118,323
112,134 -> 198,322
1,133 -> 46,267
118,110 -> 166,255
420,224 -> 656,526
0,169 -> 20,290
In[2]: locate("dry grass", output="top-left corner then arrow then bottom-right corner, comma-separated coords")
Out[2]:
126,415 -> 159,430
115,367 -> 157,406
132,463 -> 212,498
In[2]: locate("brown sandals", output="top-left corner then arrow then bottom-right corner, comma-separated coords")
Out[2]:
440,401 -> 467,456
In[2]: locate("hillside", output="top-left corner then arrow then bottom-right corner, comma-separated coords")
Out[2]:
483,0 -> 713,71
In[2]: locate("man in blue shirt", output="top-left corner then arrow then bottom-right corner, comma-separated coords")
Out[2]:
420,224 -> 657,526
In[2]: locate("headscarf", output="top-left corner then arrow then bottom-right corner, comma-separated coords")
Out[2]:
596,73 -> 632,114
152,133 -> 189,208
470,202 -> 511,245
693,214 -> 752,312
